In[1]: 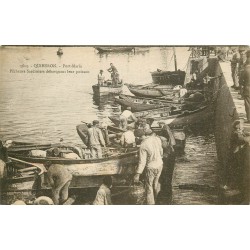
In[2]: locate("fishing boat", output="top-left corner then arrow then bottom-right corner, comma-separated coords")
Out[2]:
107,125 -> 186,153
57,48 -> 63,55
115,94 -> 205,112
109,104 -> 213,129
92,80 -> 124,95
8,144 -> 138,189
95,47 -> 135,53
1,157 -> 44,204
150,47 -> 186,85
127,84 -> 174,98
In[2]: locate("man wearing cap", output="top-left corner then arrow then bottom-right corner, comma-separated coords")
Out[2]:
119,107 -> 137,130
107,63 -> 120,85
87,120 -> 106,158
98,70 -> 105,86
242,50 -> 250,123
230,48 -> 240,89
134,129 -> 163,205
228,120 -> 250,191
137,118 -> 151,132
0,140 -> 13,186
238,48 -> 247,99
120,125 -> 136,148
45,161 -> 72,205
157,122 -> 176,202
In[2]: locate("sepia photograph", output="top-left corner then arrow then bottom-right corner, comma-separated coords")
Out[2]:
0,45 -> 249,205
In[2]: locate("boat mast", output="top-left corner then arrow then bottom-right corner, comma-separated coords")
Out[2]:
173,47 -> 177,71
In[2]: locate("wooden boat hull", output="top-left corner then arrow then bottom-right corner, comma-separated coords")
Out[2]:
151,70 -> 186,85
115,97 -> 172,112
109,105 -> 213,129
150,105 -> 214,128
8,147 -> 139,188
1,158 -> 42,204
116,94 -> 206,113
95,47 -> 135,53
128,86 -> 164,98
92,84 -> 123,95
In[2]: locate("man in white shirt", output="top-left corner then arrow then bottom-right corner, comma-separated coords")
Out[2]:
120,125 -> 136,148
93,176 -> 112,205
88,120 -> 106,158
119,107 -> 137,130
98,70 -> 105,85
134,129 -> 163,205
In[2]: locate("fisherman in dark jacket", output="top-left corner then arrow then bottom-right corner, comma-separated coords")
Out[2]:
228,120 -> 250,191
0,140 -> 13,179
157,123 -> 176,204
242,51 -> 250,123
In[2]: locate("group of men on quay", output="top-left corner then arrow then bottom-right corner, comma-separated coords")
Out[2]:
230,47 -> 250,124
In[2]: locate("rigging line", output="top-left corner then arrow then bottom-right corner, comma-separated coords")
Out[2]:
168,52 -> 174,70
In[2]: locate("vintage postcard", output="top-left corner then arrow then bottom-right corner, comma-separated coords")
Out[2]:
0,45 -> 249,205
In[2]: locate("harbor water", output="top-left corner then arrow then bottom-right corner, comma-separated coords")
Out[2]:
0,46 -> 218,204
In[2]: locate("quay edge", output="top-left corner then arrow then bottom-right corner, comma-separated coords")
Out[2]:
208,58 -> 250,204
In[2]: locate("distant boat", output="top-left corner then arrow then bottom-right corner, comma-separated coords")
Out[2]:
92,80 -> 124,96
150,47 -> 186,85
57,48 -> 63,55
95,47 -> 135,53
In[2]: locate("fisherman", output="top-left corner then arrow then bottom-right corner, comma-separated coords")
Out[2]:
0,140 -> 13,183
120,125 -> 136,148
98,70 -> 105,86
99,122 -> 110,146
202,73 -> 220,101
136,118 -> 150,132
134,129 -> 163,205
107,63 -> 120,85
88,120 -> 106,158
119,107 -> 137,130
157,122 -> 176,203
0,140 -> 12,163
45,161 -> 73,205
230,48 -> 240,89
242,51 -> 250,123
179,86 -> 188,99
238,48 -> 247,99
93,175 -> 113,205
228,120 -> 250,191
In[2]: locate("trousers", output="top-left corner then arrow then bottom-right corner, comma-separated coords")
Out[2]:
244,96 -> 250,121
52,180 -> 71,205
145,165 -> 163,205
90,145 -> 102,158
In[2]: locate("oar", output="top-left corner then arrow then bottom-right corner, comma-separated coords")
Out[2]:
9,157 -> 46,175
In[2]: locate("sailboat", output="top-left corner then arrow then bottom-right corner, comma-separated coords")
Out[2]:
150,47 -> 186,85
126,47 -> 187,98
